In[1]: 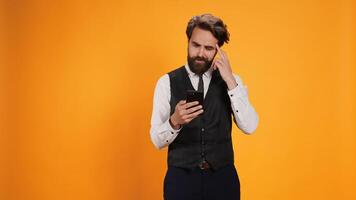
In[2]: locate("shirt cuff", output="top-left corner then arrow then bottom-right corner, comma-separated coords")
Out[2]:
227,84 -> 246,99
166,118 -> 182,135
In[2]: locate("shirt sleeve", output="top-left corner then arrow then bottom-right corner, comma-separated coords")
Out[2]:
227,74 -> 259,134
150,74 -> 182,149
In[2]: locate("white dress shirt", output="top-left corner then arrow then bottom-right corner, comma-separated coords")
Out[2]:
150,64 -> 259,149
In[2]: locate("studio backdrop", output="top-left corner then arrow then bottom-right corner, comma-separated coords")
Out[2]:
1,0 -> 355,199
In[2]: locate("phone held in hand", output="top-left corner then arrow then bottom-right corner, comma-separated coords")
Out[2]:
186,90 -> 204,108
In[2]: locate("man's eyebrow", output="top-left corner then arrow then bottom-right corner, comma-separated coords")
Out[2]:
191,41 -> 201,46
191,41 -> 215,49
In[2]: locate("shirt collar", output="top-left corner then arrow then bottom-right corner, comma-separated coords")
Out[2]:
184,63 -> 213,79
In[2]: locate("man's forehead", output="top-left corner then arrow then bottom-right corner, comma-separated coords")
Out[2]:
190,28 -> 218,46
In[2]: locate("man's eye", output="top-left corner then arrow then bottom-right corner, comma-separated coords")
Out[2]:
206,47 -> 214,51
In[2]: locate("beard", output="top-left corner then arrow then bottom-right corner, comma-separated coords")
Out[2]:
187,55 -> 213,75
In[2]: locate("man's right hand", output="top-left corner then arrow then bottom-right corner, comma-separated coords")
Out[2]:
169,100 -> 204,130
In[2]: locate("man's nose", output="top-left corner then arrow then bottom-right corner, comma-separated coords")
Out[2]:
198,47 -> 205,57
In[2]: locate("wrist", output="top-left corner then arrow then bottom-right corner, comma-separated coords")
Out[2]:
169,116 -> 181,130
226,76 -> 238,90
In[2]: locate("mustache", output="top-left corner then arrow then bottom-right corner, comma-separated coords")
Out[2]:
193,56 -> 208,62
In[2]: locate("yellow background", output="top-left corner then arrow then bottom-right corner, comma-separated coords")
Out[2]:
1,0 -> 355,199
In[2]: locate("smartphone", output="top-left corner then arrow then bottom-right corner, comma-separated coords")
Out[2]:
186,90 -> 204,108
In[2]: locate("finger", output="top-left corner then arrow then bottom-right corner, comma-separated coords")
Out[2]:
184,112 -> 203,123
221,49 -> 228,60
214,60 -> 223,69
214,59 -> 218,70
216,44 -> 225,60
177,100 -> 186,106
213,58 -> 224,70
186,105 -> 203,114
215,59 -> 224,65
184,109 -> 204,120
183,101 -> 199,109
211,60 -> 217,70
210,59 -> 215,68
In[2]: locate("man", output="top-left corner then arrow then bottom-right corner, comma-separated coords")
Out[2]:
150,14 -> 259,200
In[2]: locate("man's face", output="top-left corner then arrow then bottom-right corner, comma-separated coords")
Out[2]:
187,27 -> 218,75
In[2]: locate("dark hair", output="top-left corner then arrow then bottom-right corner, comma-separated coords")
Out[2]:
186,14 -> 230,47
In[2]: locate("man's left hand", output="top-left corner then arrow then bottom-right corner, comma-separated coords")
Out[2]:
212,44 -> 238,90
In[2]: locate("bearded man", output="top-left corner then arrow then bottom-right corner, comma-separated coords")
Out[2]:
150,14 -> 259,200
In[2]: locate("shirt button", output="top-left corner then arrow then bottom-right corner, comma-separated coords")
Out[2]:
171,131 -> 174,134
236,110 -> 238,112
201,141 -> 205,145
201,152 -> 205,156
201,128 -> 205,132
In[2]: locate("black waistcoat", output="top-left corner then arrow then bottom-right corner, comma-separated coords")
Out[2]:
167,66 -> 234,170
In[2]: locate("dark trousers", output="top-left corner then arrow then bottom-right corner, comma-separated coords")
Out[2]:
164,164 -> 240,200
